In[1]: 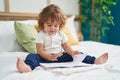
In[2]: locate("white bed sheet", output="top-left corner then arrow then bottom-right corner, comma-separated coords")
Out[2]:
0,41 -> 120,80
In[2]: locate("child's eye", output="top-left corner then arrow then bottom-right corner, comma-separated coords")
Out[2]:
55,25 -> 59,27
47,24 -> 51,27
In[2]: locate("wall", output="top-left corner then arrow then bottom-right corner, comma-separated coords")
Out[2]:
0,0 -> 5,12
0,0 -> 79,15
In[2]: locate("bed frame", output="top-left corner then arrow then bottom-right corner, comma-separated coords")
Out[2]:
0,0 -> 79,20
0,0 -> 79,21
0,12 -> 38,20
0,12 -> 79,21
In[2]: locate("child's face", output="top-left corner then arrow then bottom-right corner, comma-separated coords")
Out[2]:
44,19 -> 60,35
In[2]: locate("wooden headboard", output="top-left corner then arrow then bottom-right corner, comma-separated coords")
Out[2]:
0,0 -> 79,21
0,12 -> 79,21
0,12 -> 38,20
0,0 -> 45,20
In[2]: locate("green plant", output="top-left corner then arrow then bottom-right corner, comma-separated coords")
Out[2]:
79,0 -> 116,41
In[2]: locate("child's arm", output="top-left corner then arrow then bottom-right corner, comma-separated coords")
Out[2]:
62,42 -> 80,56
36,43 -> 62,61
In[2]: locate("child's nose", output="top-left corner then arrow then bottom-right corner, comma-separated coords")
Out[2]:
51,26 -> 55,30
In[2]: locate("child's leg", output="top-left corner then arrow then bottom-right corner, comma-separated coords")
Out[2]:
16,57 -> 32,73
57,52 -> 73,62
17,54 -> 45,73
94,53 -> 108,64
82,54 -> 96,64
17,53 -> 60,73
82,53 -> 108,64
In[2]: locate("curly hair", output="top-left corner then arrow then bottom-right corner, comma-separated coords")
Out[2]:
38,4 -> 67,30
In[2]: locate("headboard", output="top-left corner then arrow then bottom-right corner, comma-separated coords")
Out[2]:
0,12 -> 38,20
0,12 -> 79,21
0,0 -> 79,21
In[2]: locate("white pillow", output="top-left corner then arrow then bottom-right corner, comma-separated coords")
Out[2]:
67,15 -> 78,41
0,21 -> 24,52
0,20 -> 37,52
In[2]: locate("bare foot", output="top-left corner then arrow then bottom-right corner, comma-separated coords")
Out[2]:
16,57 -> 32,73
94,53 -> 108,64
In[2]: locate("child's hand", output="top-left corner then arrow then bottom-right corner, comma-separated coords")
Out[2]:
49,53 -> 63,61
71,50 -> 80,56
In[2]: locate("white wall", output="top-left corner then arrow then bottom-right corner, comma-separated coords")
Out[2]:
9,0 -> 47,13
0,0 -> 5,12
0,0 -> 79,15
51,0 -> 79,15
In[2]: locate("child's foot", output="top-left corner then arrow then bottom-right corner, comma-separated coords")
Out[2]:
16,57 -> 32,73
94,53 -> 108,64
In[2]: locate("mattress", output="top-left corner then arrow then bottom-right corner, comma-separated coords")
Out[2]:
1,41 -> 120,80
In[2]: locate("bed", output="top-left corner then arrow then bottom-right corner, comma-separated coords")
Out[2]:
0,13 -> 120,80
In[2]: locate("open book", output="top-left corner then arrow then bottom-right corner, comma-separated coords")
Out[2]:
40,54 -> 92,69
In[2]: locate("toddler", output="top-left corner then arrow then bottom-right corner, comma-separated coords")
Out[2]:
17,4 -> 108,73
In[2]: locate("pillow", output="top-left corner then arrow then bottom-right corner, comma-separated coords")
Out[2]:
34,19 -> 79,45
0,21 -> 24,52
62,24 -> 79,45
14,21 -> 38,53
67,15 -> 78,41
